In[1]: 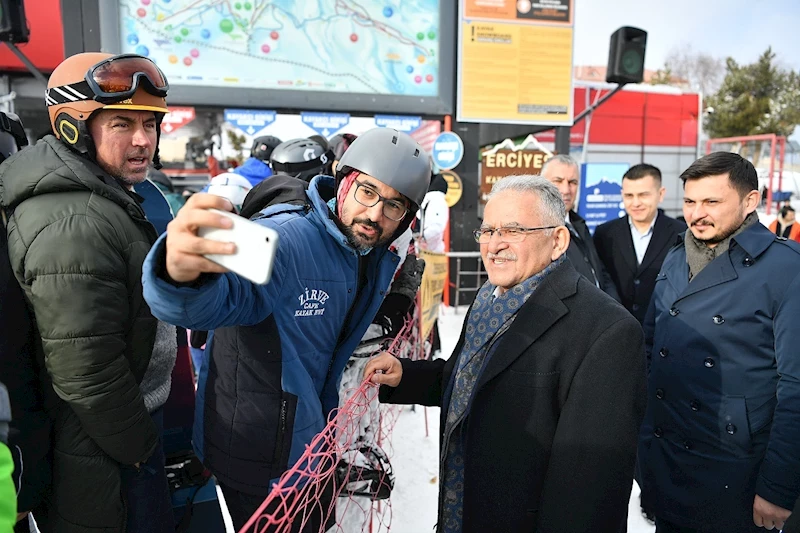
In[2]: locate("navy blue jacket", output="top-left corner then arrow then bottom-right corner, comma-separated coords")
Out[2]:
142,176 -> 399,494
639,222 -> 800,531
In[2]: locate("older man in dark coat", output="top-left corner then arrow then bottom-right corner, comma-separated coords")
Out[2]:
366,175 -> 646,532
639,152 -> 800,532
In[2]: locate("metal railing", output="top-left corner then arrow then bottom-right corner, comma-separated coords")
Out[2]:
446,251 -> 487,307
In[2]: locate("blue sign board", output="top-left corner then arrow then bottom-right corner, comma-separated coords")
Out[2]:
224,109 -> 277,136
374,115 -> 422,133
431,131 -> 464,171
301,112 -> 350,137
577,162 -> 630,235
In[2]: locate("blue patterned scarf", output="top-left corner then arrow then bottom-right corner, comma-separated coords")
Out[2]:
440,255 -> 564,533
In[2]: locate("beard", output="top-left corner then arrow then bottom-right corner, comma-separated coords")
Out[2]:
99,148 -> 151,188
691,209 -> 746,245
343,217 -> 389,252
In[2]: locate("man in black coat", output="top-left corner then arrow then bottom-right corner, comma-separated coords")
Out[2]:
593,164 -> 686,323
540,154 -> 621,302
366,175 -> 646,533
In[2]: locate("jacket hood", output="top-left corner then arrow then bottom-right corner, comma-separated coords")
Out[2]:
0,135 -> 135,213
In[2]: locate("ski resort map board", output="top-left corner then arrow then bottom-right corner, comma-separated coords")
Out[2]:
113,1 -> 454,114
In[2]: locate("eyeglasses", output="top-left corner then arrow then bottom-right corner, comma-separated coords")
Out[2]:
473,225 -> 558,243
353,180 -> 408,221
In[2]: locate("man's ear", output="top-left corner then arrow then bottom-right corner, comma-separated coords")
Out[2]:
551,225 -> 570,261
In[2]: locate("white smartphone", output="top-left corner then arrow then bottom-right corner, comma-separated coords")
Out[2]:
197,209 -> 279,285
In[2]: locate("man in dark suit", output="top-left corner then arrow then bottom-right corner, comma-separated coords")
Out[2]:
541,154 -> 621,301
593,164 -> 686,323
365,175 -> 646,533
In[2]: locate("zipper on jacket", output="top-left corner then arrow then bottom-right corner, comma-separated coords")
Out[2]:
274,398 -> 288,465
280,399 -> 287,434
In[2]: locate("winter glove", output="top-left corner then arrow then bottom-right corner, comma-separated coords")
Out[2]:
374,293 -> 414,338
390,254 -> 425,302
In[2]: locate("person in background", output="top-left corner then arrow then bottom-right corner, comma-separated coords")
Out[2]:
418,172 -> 449,254
639,152 -> 800,532
593,164 -> 686,323
0,111 -> 52,533
768,205 -> 800,241
366,175 -> 645,533
0,383 -> 16,531
416,171 -> 450,358
0,52 -> 177,532
232,135 -> 281,188
269,137 -> 333,182
324,132 -> 358,176
540,154 -> 620,302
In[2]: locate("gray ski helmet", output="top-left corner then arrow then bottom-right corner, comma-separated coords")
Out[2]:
250,135 -> 282,161
269,138 -> 333,182
335,128 -> 430,209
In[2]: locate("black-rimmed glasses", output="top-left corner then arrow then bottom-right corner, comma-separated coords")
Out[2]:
353,180 -> 408,221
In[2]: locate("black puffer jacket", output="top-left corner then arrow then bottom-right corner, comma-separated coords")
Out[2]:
0,136 -> 159,532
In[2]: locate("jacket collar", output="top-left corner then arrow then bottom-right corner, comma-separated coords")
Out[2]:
477,259 -> 578,389
0,135 -> 144,217
664,221 -> 773,303
730,220 -> 774,259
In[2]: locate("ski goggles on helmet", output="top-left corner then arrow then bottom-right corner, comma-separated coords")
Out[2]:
46,54 -> 169,107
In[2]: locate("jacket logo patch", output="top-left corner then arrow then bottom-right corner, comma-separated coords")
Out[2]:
295,287 -> 330,317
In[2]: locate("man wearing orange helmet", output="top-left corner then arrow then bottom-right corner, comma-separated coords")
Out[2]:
0,53 -> 176,532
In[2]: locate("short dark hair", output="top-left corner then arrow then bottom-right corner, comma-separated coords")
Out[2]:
680,152 -> 758,197
780,205 -> 795,218
623,163 -> 662,185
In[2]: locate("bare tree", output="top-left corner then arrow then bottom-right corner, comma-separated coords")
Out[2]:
664,44 -> 725,95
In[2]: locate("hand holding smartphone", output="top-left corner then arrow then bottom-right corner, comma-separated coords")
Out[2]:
197,209 -> 279,285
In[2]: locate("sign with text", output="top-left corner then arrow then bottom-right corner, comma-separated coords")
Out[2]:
301,112 -> 351,137
419,250 -> 449,339
374,115 -> 423,133
161,107 -> 196,135
224,109 -> 277,136
577,162 -> 630,234
479,149 -> 551,205
442,170 -> 464,207
458,0 -> 574,125
432,131 -> 465,171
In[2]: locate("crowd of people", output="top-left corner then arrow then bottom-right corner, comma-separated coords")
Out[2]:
0,50 -> 799,533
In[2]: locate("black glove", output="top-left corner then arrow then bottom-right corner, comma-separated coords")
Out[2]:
374,293 -> 413,338
390,254 -> 425,302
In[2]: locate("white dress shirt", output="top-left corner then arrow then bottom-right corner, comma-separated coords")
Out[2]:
629,215 -> 657,265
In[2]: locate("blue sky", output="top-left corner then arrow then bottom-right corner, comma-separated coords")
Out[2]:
573,0 -> 800,72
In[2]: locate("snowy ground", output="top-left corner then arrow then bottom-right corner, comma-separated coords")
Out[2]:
219,306 -> 654,532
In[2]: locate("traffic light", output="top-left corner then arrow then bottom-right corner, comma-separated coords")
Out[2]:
606,27 -> 647,84
0,0 -> 28,44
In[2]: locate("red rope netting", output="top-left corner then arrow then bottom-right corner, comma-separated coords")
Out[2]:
239,312 -> 430,533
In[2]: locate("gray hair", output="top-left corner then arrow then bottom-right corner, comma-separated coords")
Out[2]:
541,154 -> 579,175
488,174 -> 566,227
